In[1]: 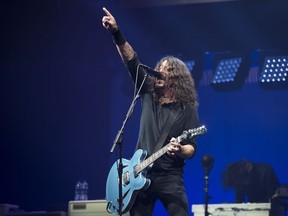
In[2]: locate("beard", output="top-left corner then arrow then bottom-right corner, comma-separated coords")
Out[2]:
154,79 -> 168,98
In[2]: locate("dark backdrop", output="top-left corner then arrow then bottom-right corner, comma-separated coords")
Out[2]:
1,0 -> 288,215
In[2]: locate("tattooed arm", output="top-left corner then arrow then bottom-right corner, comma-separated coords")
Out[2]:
102,7 -> 135,62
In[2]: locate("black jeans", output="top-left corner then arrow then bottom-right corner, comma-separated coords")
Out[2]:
129,172 -> 189,216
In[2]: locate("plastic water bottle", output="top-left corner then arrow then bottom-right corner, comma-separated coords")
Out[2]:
74,181 -> 82,200
81,180 -> 88,200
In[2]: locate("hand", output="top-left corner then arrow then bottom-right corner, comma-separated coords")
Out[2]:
167,137 -> 181,156
102,7 -> 118,33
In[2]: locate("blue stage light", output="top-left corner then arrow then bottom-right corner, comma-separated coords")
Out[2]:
211,57 -> 242,84
184,60 -> 195,72
259,56 -> 288,83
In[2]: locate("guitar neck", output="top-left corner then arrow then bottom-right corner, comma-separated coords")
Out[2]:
134,140 -> 176,175
133,125 -> 206,176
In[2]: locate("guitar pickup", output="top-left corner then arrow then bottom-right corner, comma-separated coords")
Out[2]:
122,171 -> 130,185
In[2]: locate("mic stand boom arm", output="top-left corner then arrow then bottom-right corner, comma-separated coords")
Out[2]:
109,73 -> 148,215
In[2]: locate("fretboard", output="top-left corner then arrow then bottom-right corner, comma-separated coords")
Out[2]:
134,143 -> 171,175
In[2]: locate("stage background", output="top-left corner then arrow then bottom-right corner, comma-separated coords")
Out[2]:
1,0 -> 288,215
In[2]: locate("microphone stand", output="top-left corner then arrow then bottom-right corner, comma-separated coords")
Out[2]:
201,155 -> 214,216
204,169 -> 211,216
109,73 -> 148,216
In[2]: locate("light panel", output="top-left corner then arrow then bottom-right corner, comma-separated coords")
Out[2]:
211,57 -> 242,84
259,56 -> 288,83
184,60 -> 196,72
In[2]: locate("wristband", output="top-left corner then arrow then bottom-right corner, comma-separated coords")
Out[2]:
112,29 -> 126,46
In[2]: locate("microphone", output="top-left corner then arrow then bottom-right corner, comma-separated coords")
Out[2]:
139,63 -> 163,79
201,154 -> 214,176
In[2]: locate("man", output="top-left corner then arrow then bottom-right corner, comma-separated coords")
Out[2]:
222,160 -> 285,216
102,7 -> 199,216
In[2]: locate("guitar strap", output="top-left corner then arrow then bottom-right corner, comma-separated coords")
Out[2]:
153,107 -> 180,153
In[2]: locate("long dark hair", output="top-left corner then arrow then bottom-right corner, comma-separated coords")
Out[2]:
222,160 -> 253,189
150,56 -> 198,109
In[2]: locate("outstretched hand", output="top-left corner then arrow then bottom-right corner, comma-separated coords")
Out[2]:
102,7 -> 118,33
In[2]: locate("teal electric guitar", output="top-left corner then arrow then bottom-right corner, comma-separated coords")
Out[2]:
105,125 -> 207,215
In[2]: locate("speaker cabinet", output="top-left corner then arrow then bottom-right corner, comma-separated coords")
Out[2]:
0,204 -> 66,216
68,200 -> 129,216
192,203 -> 271,216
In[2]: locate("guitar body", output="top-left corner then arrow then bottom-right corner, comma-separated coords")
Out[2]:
106,149 -> 151,214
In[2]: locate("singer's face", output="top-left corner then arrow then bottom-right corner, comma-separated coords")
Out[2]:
155,60 -> 170,88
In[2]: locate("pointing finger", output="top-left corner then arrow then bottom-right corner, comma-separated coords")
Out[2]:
103,7 -> 112,17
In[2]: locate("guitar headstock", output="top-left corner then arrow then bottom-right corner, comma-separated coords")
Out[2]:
187,125 -> 207,137
178,125 -> 207,142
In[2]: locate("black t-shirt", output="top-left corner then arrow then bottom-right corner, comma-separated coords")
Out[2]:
125,54 -> 199,174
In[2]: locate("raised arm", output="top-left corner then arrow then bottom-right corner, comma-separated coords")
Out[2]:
102,7 -> 135,62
